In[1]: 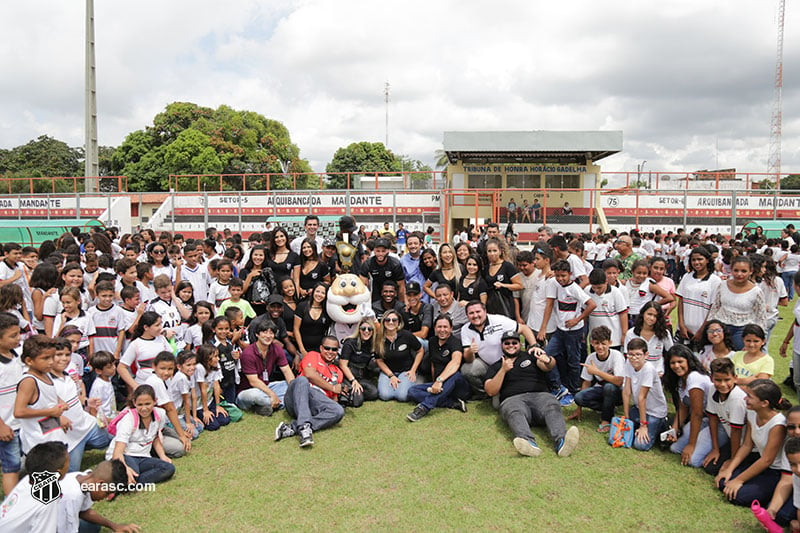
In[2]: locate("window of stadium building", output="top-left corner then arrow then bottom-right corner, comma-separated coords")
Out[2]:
506,175 -> 540,189
467,174 -> 502,189
544,174 -> 580,189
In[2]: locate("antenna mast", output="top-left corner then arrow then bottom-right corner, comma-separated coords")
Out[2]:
767,0 -> 785,186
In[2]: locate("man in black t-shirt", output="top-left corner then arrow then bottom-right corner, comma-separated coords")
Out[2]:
484,331 -> 579,458
360,238 -> 406,302
406,314 -> 470,421
371,280 -> 405,321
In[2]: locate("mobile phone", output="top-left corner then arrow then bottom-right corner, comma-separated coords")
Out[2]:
660,428 -> 676,442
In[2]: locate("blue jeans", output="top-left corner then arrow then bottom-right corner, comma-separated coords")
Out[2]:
178,416 -> 203,439
574,383 -> 622,423
726,324 -> 745,351
669,418 -> 729,468
545,328 -> 583,393
628,406 -> 668,451
782,271 -> 796,300
0,430 -> 21,473
69,424 -> 112,472
718,463 -> 785,507
124,454 -> 175,485
407,372 -> 470,411
378,372 -> 419,402
236,381 -> 289,411
197,398 -> 231,431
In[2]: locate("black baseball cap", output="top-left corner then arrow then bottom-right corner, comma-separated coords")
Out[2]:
406,282 -> 421,294
501,330 -> 520,342
374,237 -> 390,249
267,294 -> 284,305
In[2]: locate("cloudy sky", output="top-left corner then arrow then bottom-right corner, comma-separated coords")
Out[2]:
1,0 -> 798,181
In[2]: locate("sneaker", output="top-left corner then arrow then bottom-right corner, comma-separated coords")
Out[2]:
298,423 -> 314,447
513,437 -> 542,457
407,405 -> 429,422
274,421 -> 295,442
556,426 -> 580,457
552,385 -> 569,400
254,404 -> 273,417
449,399 -> 468,413
558,393 -> 575,407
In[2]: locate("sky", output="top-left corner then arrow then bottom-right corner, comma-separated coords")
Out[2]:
0,0 -> 798,182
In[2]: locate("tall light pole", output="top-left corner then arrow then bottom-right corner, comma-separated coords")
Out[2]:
85,0 -> 98,192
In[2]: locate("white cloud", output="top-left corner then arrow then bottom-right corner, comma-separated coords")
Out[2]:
0,0 -> 797,178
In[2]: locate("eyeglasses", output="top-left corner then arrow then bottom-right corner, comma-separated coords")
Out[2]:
321,346 -> 339,353
360,326 -> 374,332
384,317 -> 399,323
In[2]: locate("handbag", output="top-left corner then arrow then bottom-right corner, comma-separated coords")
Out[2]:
250,269 -> 275,303
219,400 -> 244,423
608,416 -> 634,448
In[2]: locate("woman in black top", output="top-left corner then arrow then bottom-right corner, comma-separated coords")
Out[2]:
293,282 -> 331,357
267,227 -> 300,287
374,310 -> 422,402
420,248 -> 438,283
458,255 -> 488,306
294,238 -> 330,300
239,244 -> 276,316
278,278 -> 298,335
339,317 -> 379,402
423,243 -> 462,300
483,238 -> 522,316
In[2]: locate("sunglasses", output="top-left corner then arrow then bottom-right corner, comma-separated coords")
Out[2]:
152,250 -> 166,254
788,424 -> 800,431
502,340 -> 520,346
384,317 -> 399,323
360,326 -> 374,332
321,346 -> 339,353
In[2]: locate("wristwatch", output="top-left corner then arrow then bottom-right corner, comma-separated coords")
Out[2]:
435,377 -> 444,383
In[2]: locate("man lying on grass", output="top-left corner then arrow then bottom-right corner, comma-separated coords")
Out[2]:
484,330 -> 580,457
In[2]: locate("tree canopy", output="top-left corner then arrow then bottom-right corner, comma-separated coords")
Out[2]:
0,135 -> 85,192
325,141 -> 402,189
111,102 -> 313,191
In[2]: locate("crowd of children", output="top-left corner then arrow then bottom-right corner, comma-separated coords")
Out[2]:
2,222 -> 800,530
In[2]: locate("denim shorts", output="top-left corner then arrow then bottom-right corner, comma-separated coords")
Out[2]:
0,430 -> 22,473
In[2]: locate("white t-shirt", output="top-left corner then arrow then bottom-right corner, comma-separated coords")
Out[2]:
553,280 -> 591,331
747,410 -> 789,471
460,314 -> 519,366
144,374 -> 173,408
626,278 -> 656,316
179,263 -> 211,304
88,377 -> 116,419
586,285 -> 628,346
623,329 -> 673,376
170,371 -> 194,417
677,273 -> 723,334
623,360 -> 668,418
120,336 -> 172,384
0,476 -> 59,531
759,279 -> 787,320
581,349 -> 625,385
57,471 -> 94,533
784,253 -> 800,273
705,385 -> 747,438
0,351 -> 25,431
678,371 -> 712,409
566,254 -> 586,282
105,406 -> 167,459
527,271 -> 557,334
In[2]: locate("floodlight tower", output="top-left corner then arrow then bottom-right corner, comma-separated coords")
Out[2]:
767,0 -> 785,187
84,0 -> 99,191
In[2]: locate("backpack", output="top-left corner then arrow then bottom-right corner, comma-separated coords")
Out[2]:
107,406 -> 161,436
608,416 -> 634,448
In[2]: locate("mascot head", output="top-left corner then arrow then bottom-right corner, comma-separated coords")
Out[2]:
326,273 -> 371,324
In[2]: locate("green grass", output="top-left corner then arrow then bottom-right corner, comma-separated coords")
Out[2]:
83,305 -> 799,532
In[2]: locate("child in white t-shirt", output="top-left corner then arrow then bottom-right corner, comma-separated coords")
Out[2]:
571,326 -> 625,432
622,338 -> 668,451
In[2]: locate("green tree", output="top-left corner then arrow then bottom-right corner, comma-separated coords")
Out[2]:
433,149 -> 449,170
112,102 -> 313,191
325,141 -> 401,189
0,135 -> 84,193
779,174 -> 800,192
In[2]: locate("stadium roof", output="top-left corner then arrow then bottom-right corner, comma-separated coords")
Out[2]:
442,131 -> 623,164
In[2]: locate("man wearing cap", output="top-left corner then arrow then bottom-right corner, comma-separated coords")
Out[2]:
290,215 -> 324,255
402,281 -> 433,354
460,300 -> 539,396
431,284 -> 467,339
237,319 -> 295,416
321,239 -> 339,275
400,233 -> 426,297
372,280 -> 405,321
274,336 -> 346,448
360,237 -> 405,302
248,295 -> 299,371
484,330 -> 580,457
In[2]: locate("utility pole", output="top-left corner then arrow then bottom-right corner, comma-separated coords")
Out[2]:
384,81 -> 390,147
767,0 -> 785,187
84,0 -> 99,191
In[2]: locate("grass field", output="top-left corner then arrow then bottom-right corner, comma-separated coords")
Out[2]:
81,305 -> 800,532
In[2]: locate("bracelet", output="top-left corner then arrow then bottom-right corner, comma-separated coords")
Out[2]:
640,421 -> 649,426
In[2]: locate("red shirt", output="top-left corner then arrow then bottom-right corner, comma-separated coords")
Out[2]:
302,351 -> 342,400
